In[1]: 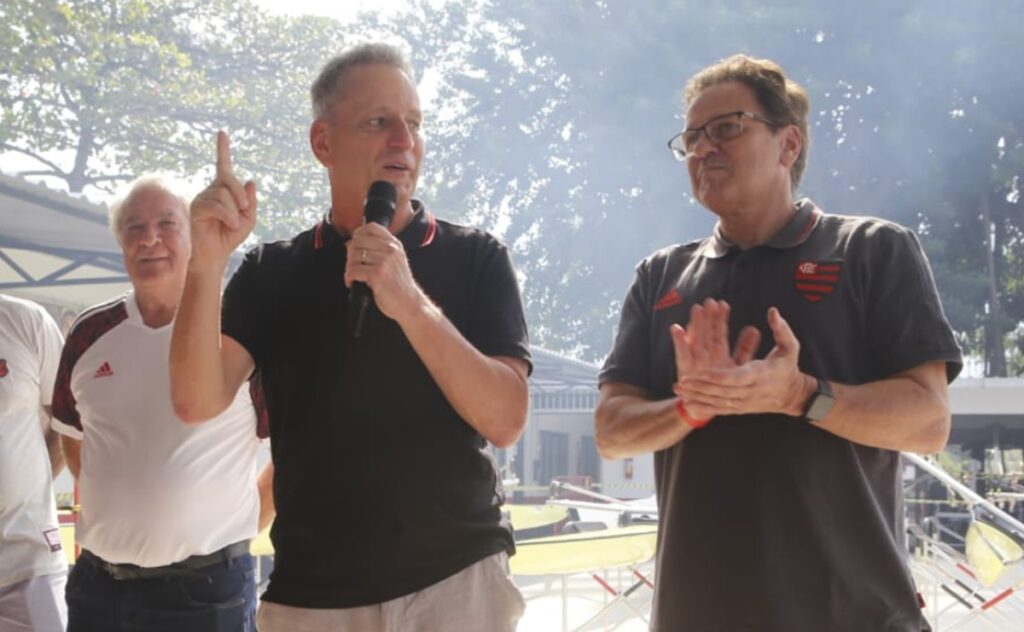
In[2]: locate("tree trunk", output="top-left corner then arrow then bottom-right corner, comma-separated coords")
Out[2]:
982,191 -> 1008,377
66,123 -> 94,194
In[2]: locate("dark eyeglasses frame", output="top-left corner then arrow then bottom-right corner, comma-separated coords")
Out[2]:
667,111 -> 776,161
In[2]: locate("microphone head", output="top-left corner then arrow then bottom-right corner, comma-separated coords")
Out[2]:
365,181 -> 397,226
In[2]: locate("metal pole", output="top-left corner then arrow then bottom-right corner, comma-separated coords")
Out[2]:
903,452 -> 1024,538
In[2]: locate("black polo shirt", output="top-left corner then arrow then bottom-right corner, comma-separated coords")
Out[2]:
600,200 -> 962,631
222,201 -> 531,608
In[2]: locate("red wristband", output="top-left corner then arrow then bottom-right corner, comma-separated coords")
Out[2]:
676,399 -> 711,429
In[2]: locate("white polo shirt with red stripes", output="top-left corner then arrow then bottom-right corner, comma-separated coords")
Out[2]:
51,291 -> 263,567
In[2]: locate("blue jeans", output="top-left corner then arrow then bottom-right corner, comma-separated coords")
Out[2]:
65,550 -> 256,632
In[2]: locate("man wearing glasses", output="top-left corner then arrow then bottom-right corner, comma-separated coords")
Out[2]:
596,54 -> 962,631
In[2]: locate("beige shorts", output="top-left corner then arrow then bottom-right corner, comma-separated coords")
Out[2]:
256,549 -> 528,626
256,552 -> 524,632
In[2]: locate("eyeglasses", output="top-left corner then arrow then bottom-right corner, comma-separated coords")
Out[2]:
667,111 -> 775,161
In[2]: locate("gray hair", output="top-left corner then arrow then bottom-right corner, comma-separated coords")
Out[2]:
108,175 -> 190,240
311,42 -> 414,119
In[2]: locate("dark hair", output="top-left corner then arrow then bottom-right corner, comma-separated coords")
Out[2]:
685,54 -> 811,190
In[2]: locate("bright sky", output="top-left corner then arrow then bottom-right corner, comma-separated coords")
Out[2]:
251,0 -> 415,23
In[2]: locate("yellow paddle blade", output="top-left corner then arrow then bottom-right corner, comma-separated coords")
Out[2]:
506,504 -> 570,531
965,520 -> 1024,587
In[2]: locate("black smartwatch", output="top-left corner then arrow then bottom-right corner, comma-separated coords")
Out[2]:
801,376 -> 835,423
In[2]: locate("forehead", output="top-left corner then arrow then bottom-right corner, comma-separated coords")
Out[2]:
685,81 -> 761,127
333,63 -> 421,116
120,187 -> 185,224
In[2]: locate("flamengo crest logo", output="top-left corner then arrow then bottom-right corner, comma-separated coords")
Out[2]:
794,260 -> 842,303
0,359 -> 8,378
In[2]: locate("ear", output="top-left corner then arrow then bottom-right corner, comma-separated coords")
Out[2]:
310,119 -> 331,167
778,124 -> 802,169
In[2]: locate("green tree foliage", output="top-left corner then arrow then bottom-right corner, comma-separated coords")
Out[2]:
890,0 -> 1024,376
0,0 -> 333,234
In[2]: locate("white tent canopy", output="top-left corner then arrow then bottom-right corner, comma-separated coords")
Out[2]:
0,172 -> 242,311
0,172 -> 129,310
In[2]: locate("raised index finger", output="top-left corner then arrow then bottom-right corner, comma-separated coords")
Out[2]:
214,130 -> 249,210
216,130 -> 235,180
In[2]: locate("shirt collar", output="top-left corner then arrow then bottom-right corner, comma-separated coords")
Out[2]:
698,198 -> 820,259
313,199 -> 437,251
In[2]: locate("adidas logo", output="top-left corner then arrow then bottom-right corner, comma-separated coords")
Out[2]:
653,288 -> 683,312
93,362 -> 114,378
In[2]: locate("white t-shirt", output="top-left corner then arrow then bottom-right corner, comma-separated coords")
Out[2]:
52,291 -> 264,567
0,294 -> 66,587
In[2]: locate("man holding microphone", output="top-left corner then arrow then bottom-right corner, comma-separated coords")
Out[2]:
170,42 -> 530,631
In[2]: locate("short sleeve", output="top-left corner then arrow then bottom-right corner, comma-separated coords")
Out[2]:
862,224 -> 962,381
51,323 -> 82,435
221,247 -> 264,363
465,240 -> 531,372
50,347 -> 84,438
599,262 -> 652,389
50,413 -> 83,439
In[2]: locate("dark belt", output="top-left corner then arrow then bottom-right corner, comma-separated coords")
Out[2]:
81,540 -> 250,580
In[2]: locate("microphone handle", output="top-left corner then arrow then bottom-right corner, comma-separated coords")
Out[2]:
351,286 -> 371,338
350,214 -> 393,339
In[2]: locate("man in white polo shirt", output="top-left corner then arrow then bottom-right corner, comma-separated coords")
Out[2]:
51,176 -> 273,632
0,294 -> 67,632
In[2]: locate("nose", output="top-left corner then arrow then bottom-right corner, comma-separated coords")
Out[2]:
689,131 -> 717,160
139,223 -> 161,246
387,120 -> 416,150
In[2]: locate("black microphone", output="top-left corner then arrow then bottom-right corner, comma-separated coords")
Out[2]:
350,181 -> 397,338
